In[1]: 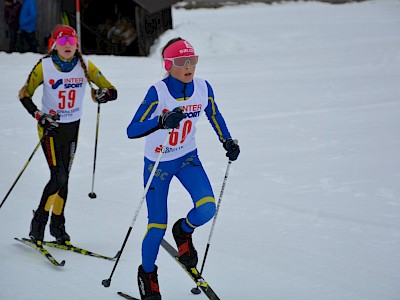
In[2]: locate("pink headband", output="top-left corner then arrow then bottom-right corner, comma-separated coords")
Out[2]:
163,40 -> 195,70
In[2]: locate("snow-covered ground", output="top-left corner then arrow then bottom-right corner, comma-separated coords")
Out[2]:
1,1 -> 400,299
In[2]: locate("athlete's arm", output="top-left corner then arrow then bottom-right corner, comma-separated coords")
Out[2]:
204,81 -> 232,142
19,61 -> 44,116
88,61 -> 117,100
127,86 -> 160,139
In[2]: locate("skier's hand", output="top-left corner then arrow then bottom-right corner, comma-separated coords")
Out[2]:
94,88 -> 111,103
223,139 -> 240,161
35,110 -> 60,132
158,107 -> 187,129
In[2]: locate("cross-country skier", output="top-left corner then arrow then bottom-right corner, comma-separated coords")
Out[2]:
18,25 -> 118,245
126,37 -> 240,300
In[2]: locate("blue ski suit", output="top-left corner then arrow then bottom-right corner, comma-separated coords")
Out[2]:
127,75 -> 232,272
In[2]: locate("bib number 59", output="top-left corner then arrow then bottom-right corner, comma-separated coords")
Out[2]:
58,90 -> 76,109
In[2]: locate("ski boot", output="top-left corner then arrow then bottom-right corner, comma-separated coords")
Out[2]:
172,218 -> 198,269
50,214 -> 70,245
137,265 -> 161,300
29,210 -> 49,244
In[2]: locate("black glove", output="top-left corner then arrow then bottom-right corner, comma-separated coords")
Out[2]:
158,107 -> 187,129
223,139 -> 240,161
35,111 -> 60,131
94,88 -> 111,103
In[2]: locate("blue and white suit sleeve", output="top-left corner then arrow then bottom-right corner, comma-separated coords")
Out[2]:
204,81 -> 232,142
126,86 -> 160,139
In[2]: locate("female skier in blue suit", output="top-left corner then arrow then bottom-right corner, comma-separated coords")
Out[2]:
126,37 -> 240,300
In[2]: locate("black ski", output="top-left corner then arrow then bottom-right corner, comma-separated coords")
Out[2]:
161,239 -> 220,300
43,240 -> 120,261
117,291 -> 140,300
15,237 -> 65,267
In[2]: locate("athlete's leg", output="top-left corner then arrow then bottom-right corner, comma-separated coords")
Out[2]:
141,157 -> 176,273
175,151 -> 216,233
29,126 -> 62,241
49,121 -> 79,242
171,151 -> 216,268
30,122 -> 79,242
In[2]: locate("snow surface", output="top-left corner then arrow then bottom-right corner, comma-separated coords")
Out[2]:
1,1 -> 400,299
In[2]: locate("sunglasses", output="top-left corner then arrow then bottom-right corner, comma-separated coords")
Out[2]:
56,36 -> 78,46
164,55 -> 199,68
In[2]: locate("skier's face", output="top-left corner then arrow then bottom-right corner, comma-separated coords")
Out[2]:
55,37 -> 78,60
169,60 -> 196,83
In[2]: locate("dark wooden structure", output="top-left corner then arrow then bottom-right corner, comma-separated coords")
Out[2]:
0,0 -> 178,56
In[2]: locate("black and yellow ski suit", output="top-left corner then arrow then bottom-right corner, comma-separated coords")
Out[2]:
19,52 -> 117,242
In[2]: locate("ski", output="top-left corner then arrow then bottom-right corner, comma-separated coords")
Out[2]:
15,237 -> 65,267
161,239 -> 220,300
43,240 -> 120,261
117,291 -> 140,300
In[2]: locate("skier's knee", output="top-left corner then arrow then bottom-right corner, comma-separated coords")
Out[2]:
195,197 -> 216,223
144,223 -> 167,240
56,171 -> 68,188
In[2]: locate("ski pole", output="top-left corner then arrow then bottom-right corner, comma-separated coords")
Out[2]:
88,102 -> 101,199
191,158 -> 233,295
102,131 -> 171,288
0,135 -> 46,210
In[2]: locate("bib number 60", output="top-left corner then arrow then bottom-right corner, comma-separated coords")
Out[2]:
169,120 -> 192,146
